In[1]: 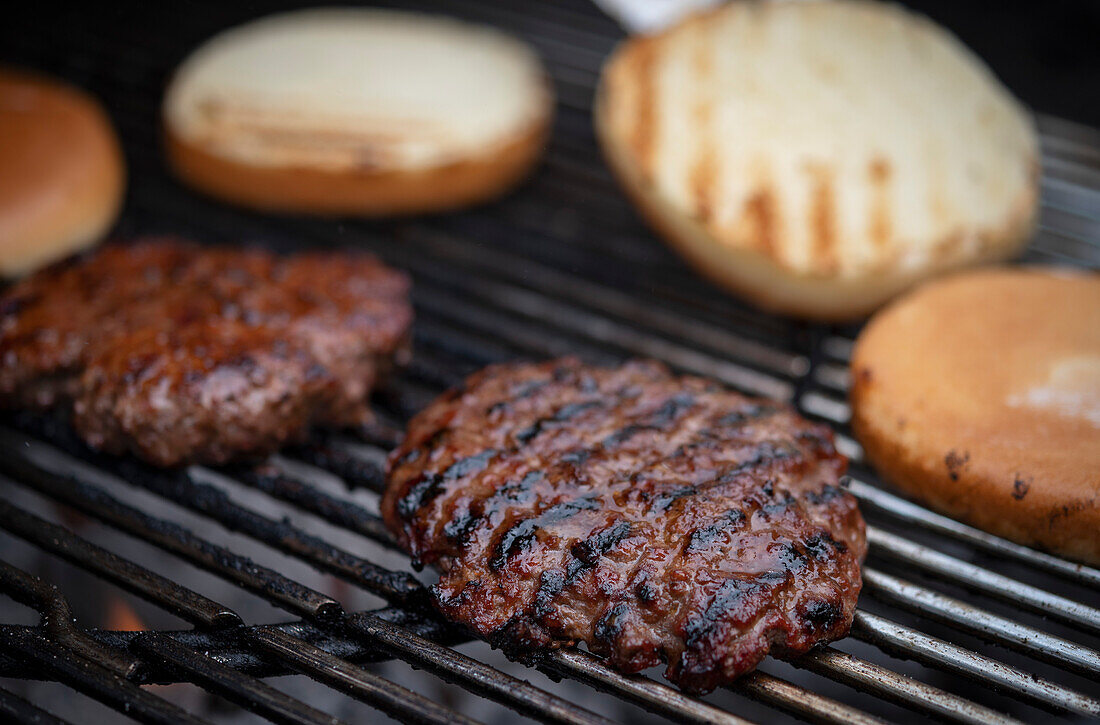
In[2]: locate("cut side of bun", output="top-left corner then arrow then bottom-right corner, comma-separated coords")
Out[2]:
596,1 -> 1039,320
0,68 -> 125,276
164,8 -> 552,216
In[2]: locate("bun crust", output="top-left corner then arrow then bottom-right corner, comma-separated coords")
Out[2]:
596,1 -> 1039,319
0,68 -> 125,276
166,116 -> 549,216
164,8 -> 552,216
850,268 -> 1100,564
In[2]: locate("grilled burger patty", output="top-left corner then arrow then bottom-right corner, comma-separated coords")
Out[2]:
0,239 -> 411,465
383,358 -> 866,693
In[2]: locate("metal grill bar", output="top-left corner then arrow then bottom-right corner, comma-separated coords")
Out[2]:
0,563 -> 208,725
389,228 -> 810,378
867,528 -> 1100,634
0,487 -> 482,725
0,496 -> 239,629
732,673 -> 887,725
850,612 -> 1100,716
0,628 -> 207,725
78,457 -> 419,607
249,627 -> 482,725
0,561 -> 139,678
849,480 -> 1100,588
132,633 -> 345,725
1,492 -> 477,725
861,568 -> 1100,678
230,465 -> 393,546
0,685 -> 72,725
0,429 -> 341,620
287,440 -> 391,492
299,439 -> 394,493
540,649 -> 752,725
348,614 -> 617,725
794,647 -> 1024,725
0,607 -> 465,683
343,228 -> 797,401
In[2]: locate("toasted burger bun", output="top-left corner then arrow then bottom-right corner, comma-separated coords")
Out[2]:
851,268 -> 1100,565
596,0 -> 1039,320
0,68 -> 125,276
164,8 -> 552,216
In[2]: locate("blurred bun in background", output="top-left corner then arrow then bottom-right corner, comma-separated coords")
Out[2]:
0,67 -> 125,276
164,8 -> 554,216
596,0 -> 1040,320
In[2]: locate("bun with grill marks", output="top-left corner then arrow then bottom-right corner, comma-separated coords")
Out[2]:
595,0 -> 1039,320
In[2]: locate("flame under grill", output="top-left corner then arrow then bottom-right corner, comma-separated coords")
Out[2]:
1,1 -> 1098,724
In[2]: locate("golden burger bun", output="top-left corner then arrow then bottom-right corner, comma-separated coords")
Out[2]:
0,68 -> 125,276
851,267 -> 1100,564
164,8 -> 553,216
596,0 -> 1039,319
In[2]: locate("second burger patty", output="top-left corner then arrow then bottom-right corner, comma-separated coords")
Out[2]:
383,358 -> 866,693
0,239 -> 412,466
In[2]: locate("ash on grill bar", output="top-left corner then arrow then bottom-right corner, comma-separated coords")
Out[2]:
0,2 -> 1098,725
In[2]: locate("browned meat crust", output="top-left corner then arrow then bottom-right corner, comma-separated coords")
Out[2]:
0,239 -> 412,465
382,358 -> 866,694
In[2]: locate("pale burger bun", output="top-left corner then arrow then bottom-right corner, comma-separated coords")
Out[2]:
596,0 -> 1039,320
0,68 -> 125,276
164,8 -> 553,215
851,267 -> 1100,565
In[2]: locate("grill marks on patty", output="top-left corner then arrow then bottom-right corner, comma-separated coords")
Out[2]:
396,364 -> 788,559
0,240 -> 412,466
383,358 -> 865,693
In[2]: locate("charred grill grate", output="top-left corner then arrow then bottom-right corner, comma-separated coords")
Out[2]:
1,1 -> 1099,723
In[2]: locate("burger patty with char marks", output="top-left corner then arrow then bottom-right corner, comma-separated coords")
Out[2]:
0,239 -> 411,466
383,358 -> 866,693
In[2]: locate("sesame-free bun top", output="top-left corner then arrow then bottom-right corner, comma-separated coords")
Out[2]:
164,8 -> 552,215
850,267 -> 1100,564
0,68 -> 125,276
596,0 -> 1039,319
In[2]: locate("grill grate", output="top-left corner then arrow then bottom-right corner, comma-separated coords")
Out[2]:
1,1 -> 1099,723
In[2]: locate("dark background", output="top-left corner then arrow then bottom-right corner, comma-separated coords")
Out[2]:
3,0 -> 1100,127
902,0 -> 1100,127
